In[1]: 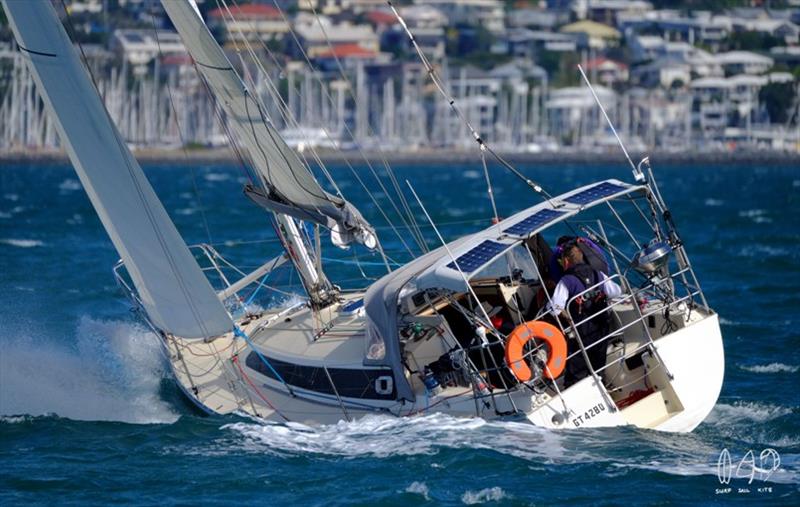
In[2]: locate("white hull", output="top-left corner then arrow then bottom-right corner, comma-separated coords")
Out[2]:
165,295 -> 724,432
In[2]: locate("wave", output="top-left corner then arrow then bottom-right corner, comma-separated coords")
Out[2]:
740,363 -> 799,374
221,413 -> 590,461
0,238 -> 45,248
706,401 -> 792,425
461,487 -> 509,504
404,482 -> 430,501
204,172 -> 230,182
58,178 -> 81,192
703,198 -> 724,207
0,317 -> 179,425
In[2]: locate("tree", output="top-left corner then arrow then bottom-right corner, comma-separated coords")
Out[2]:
759,81 -> 797,125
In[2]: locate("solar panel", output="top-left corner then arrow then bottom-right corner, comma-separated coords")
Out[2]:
564,181 -> 627,205
447,240 -> 508,273
503,208 -> 565,236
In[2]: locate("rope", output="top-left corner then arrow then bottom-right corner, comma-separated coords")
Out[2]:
233,326 -> 295,397
231,354 -> 289,421
60,0 -> 213,339
239,0 -> 428,255
150,18 -> 214,245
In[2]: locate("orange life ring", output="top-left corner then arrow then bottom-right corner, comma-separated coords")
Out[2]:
505,320 -> 567,381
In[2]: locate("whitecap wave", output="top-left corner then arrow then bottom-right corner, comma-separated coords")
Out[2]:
704,198 -> 724,207
58,178 -> 81,192
463,170 -> 481,179
0,317 -> 178,424
461,487 -> 509,504
736,245 -> 789,258
204,172 -> 230,182
404,481 -> 430,500
740,363 -> 799,374
0,238 -> 45,248
706,402 -> 792,425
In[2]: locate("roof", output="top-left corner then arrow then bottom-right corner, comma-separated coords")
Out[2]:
366,10 -> 398,26
560,20 -> 621,39
316,43 -> 377,59
584,57 -> 628,71
716,51 -> 774,66
208,3 -> 281,20
690,77 -> 732,89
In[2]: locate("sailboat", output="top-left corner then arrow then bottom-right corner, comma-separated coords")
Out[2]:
4,0 -> 724,432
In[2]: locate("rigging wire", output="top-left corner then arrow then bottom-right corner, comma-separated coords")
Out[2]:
300,0 -> 430,251
150,18 -> 214,245
386,1 -> 556,207
211,0 -> 350,210
58,0 -> 213,338
226,0 -> 429,254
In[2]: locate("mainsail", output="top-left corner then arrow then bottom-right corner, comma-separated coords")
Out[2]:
161,0 -> 377,250
2,0 -> 233,339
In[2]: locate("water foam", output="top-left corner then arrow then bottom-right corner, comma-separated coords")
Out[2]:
740,363 -> 799,374
222,412 -> 594,463
204,172 -> 230,182
461,487 -> 509,504
0,239 -> 45,248
0,317 -> 179,424
404,481 -> 430,501
706,402 -> 792,425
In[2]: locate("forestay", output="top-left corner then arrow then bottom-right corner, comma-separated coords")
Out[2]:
3,0 -> 232,339
162,0 -> 377,249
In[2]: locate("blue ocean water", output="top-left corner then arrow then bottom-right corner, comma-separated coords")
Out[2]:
0,160 -> 798,505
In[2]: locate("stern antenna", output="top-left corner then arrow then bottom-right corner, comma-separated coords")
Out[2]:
577,64 -> 645,183
388,1 -> 555,208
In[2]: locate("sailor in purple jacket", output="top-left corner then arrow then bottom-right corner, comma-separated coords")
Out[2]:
548,241 -> 622,387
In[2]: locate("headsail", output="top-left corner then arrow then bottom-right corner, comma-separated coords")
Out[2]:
161,0 -> 377,250
2,0 -> 232,339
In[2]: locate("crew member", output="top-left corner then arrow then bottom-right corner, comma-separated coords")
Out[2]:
548,240 -> 621,387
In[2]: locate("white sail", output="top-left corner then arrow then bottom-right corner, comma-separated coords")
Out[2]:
2,0 -> 232,339
161,0 -> 376,249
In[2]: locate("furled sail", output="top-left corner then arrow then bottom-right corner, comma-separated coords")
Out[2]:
2,0 -> 232,339
162,0 -> 377,250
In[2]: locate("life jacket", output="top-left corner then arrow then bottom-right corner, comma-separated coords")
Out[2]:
562,263 -> 609,344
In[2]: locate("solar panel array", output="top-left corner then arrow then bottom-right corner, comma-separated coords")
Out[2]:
446,240 -> 508,273
503,208 -> 566,236
564,181 -> 627,205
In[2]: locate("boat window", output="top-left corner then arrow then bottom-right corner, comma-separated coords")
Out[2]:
365,324 -> 386,360
471,243 -> 539,282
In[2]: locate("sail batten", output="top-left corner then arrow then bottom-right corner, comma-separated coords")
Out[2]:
3,0 -> 232,339
162,0 -> 376,249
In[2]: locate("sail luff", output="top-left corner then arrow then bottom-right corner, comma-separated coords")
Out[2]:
162,0 -> 376,249
2,0 -> 232,339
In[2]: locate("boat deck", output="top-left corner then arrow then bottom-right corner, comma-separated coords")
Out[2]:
166,295 -> 372,419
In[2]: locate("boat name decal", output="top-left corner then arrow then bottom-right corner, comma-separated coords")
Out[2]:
571,403 -> 605,427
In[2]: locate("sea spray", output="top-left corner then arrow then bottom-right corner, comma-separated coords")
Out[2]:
0,316 -> 177,424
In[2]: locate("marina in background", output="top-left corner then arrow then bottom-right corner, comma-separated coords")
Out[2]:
0,0 -> 799,159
